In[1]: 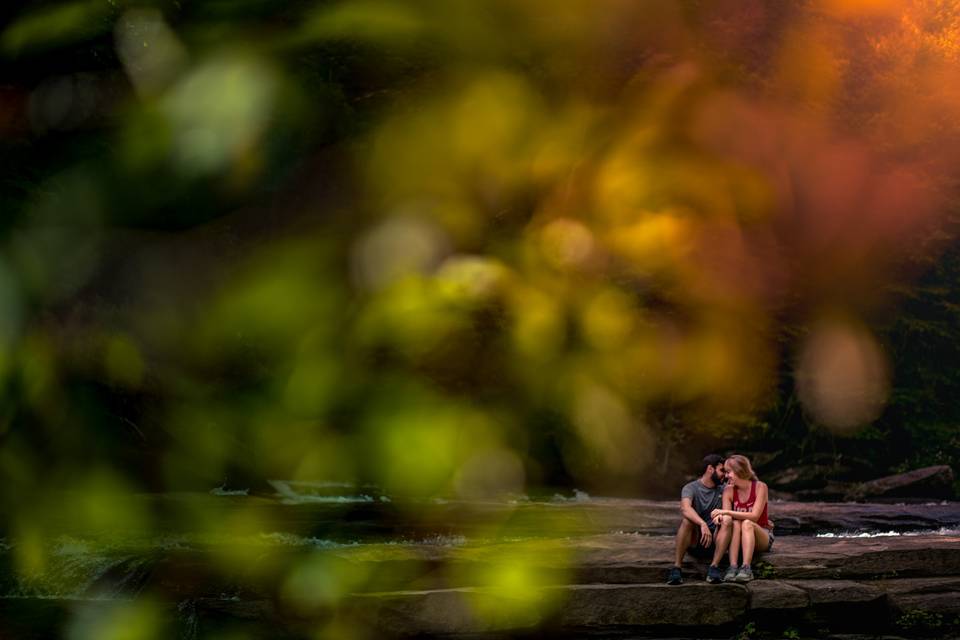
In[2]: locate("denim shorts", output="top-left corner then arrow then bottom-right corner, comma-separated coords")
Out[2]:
688,523 -> 719,557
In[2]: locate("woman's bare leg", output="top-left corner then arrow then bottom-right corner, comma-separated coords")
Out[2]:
728,520 -> 741,567
741,520 -> 755,566
741,521 -> 770,566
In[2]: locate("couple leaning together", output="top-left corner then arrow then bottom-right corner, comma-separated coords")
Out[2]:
666,454 -> 773,585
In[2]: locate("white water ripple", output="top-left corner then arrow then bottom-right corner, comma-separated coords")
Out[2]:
817,527 -> 960,538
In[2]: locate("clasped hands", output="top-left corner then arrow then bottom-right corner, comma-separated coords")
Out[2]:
710,508 -> 730,527
699,509 -> 736,545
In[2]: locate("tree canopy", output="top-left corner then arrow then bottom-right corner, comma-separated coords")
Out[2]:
1,0 -> 960,522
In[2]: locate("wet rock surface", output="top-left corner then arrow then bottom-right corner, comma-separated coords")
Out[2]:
248,495 -> 959,538
745,580 -> 809,609
6,534 -> 960,637
752,455 -> 956,503
845,465 -> 956,502
332,535 -> 960,637
3,498 -> 960,638
767,465 -> 838,491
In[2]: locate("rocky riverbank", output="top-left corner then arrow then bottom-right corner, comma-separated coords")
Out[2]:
335,534 -> 960,637
763,465 -> 956,503
4,533 -> 958,638
2,496 -> 959,638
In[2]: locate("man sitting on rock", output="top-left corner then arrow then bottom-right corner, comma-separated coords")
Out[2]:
666,454 -> 733,585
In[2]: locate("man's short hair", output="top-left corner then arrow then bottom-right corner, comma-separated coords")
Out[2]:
702,454 -> 723,473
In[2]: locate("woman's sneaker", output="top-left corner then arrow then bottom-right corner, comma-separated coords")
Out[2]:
735,565 -> 754,583
723,565 -> 740,582
666,567 -> 683,585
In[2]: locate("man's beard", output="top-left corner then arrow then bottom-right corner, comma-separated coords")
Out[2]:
712,471 -> 724,485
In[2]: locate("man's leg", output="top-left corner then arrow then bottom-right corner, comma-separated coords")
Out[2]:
711,515 -> 733,566
668,519 -> 695,584
675,519 -> 694,567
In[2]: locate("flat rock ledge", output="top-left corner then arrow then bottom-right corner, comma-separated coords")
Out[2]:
3,534 -> 960,638
328,535 -> 960,637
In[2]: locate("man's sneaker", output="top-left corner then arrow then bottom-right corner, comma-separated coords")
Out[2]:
723,565 -> 740,582
706,565 -> 724,584
735,565 -> 754,583
666,567 -> 683,585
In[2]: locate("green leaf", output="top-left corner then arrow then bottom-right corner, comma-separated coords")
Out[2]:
296,1 -> 423,44
2,1 -> 115,56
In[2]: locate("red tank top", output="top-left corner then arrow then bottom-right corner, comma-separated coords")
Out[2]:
732,480 -> 770,529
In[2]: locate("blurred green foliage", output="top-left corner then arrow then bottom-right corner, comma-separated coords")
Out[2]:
2,0 -> 960,634
1,0 -> 959,500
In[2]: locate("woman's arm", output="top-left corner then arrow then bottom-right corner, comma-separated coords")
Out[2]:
714,482 -> 768,523
710,486 -> 734,524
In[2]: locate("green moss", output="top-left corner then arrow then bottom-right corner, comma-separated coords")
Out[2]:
897,609 -> 944,630
754,560 -> 776,579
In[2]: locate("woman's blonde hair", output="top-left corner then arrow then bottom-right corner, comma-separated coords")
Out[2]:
725,454 -> 757,481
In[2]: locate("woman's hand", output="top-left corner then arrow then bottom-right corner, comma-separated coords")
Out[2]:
710,508 -> 727,520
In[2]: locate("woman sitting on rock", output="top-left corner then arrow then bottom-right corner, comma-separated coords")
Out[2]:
711,454 -> 774,582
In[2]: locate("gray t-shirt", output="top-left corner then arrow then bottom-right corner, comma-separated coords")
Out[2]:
681,479 -> 724,529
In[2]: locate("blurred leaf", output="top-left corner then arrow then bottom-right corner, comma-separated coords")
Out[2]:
163,54 -> 280,177
299,1 -> 423,43
68,599 -> 165,640
2,1 -> 114,56
103,334 -> 145,389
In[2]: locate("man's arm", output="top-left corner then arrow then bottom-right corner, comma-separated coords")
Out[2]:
680,497 -> 712,546
711,486 -> 734,525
